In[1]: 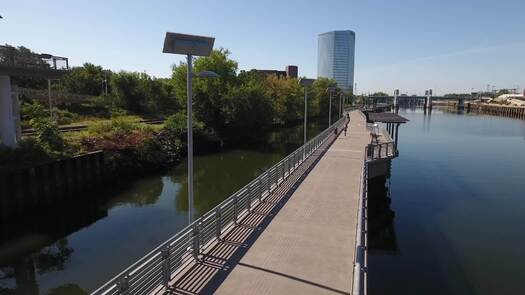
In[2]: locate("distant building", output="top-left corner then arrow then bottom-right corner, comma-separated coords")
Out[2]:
317,30 -> 355,93
285,65 -> 298,78
252,65 -> 298,79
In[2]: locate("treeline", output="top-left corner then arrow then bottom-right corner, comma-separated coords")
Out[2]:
14,46 -> 343,144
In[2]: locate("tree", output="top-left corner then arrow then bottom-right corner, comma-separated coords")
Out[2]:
371,92 -> 389,97
110,71 -> 144,113
312,77 -> 338,120
223,80 -> 273,144
170,48 -> 238,137
264,75 -> 303,125
61,63 -> 107,96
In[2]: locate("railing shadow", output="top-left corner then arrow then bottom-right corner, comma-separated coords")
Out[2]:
163,130 -> 341,295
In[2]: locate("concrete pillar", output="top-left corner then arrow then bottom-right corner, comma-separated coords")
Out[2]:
0,75 -> 19,148
393,89 -> 399,109
394,123 -> 400,149
458,98 -> 465,110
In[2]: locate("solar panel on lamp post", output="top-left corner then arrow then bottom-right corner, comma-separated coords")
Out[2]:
163,32 -> 217,225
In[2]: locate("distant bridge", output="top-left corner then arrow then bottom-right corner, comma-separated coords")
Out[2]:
366,95 -> 475,109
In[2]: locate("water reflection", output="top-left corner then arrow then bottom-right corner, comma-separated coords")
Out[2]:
368,175 -> 399,254
0,120 -> 325,294
0,196 -> 103,294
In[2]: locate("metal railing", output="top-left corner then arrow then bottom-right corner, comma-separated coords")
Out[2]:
91,117 -> 347,295
353,150 -> 368,295
366,123 -> 396,162
0,45 -> 69,70
366,142 -> 395,161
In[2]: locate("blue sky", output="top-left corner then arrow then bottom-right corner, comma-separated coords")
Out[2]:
1,0 -> 524,95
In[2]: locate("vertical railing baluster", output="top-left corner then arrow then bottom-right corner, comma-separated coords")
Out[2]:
267,171 -> 271,193
119,276 -> 130,295
258,178 -> 263,202
247,185 -> 252,212
215,208 -> 222,240
192,223 -> 200,261
162,245 -> 171,289
233,195 -> 238,224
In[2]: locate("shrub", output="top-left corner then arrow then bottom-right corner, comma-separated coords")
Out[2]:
21,100 -> 48,121
164,113 -> 222,153
30,117 -> 65,154
53,107 -> 78,125
87,116 -> 140,137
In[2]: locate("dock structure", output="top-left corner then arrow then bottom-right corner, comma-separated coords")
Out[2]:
92,111 -> 400,295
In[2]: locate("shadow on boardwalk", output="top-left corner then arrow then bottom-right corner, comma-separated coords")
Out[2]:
162,132 -> 340,295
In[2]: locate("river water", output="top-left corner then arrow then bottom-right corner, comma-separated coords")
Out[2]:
0,120 -> 328,294
368,108 -> 525,294
2,109 -> 524,295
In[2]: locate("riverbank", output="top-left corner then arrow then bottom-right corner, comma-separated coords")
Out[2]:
435,101 -> 525,120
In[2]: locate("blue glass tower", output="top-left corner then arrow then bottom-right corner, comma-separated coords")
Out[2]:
317,30 -> 355,93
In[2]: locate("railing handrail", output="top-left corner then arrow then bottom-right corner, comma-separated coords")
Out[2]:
91,116 -> 347,295
353,147 -> 368,295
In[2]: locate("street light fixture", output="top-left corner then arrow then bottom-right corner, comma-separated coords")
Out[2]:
326,86 -> 337,126
299,78 -> 315,158
163,32 -> 216,225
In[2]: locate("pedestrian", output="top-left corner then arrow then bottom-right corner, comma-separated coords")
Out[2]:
344,125 -> 348,136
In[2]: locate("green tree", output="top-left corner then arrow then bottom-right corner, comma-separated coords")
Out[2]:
110,71 -> 145,113
223,80 -> 273,144
170,48 -> 238,137
264,75 -> 303,125
61,63 -> 107,96
312,77 -> 338,119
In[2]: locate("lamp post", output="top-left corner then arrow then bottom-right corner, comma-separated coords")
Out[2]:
299,78 -> 314,158
326,87 -> 337,126
163,32 -> 216,224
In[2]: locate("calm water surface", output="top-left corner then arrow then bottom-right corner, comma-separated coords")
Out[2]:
0,120 -> 328,294
369,108 -> 525,294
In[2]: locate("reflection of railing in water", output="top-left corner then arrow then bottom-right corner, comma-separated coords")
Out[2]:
91,117 -> 347,295
367,175 -> 398,254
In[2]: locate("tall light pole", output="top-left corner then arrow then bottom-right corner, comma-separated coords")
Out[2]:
326,87 -> 337,126
163,32 -> 216,224
299,78 -> 314,158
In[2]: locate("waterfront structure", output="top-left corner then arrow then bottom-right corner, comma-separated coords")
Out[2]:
317,30 -> 355,93
0,45 -> 68,147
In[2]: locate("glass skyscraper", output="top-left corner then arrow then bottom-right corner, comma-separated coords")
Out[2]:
317,30 -> 355,93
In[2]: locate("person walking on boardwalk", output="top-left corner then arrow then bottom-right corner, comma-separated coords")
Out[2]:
344,124 -> 348,136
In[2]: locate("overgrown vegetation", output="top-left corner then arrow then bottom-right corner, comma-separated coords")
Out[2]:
3,45 -> 346,175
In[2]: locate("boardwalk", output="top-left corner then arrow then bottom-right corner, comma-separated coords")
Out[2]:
213,111 -> 371,295
94,111 -> 374,295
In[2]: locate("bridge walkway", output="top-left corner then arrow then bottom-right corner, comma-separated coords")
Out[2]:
214,111 -> 370,294
158,111 -> 370,295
